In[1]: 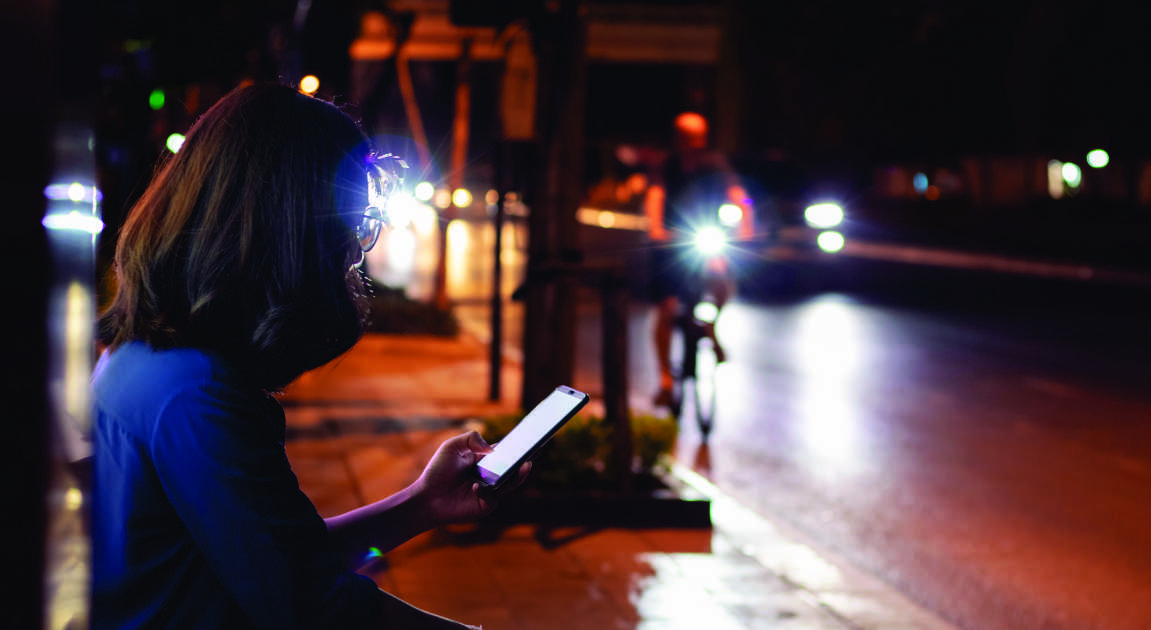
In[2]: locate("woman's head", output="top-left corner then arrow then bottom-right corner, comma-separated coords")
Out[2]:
99,83 -> 377,390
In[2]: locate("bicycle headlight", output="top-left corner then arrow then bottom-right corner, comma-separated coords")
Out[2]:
694,226 -> 727,256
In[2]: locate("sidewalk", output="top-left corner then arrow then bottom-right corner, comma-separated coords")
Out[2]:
280,332 -> 960,630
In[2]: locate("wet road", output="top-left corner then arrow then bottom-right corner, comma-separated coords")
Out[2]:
655,286 -> 1151,630
368,216 -> 1151,630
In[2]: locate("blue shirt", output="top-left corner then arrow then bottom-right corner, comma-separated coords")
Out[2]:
91,342 -> 382,629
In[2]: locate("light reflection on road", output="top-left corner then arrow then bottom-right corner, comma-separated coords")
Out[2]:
791,297 -> 868,482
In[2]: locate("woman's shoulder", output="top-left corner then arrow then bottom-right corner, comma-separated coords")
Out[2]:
94,342 -> 236,394
93,342 -> 275,436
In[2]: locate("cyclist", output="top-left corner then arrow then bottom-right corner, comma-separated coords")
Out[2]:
645,112 -> 753,407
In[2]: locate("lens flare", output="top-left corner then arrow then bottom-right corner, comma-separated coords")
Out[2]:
694,227 -> 726,256
386,193 -> 416,229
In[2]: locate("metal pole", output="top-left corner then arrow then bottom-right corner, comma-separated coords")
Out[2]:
489,142 -> 507,401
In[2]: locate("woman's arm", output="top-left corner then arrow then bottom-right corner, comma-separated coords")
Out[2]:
324,431 -> 523,570
645,184 -> 669,241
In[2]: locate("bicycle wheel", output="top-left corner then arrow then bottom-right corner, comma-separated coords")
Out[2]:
691,337 -> 718,438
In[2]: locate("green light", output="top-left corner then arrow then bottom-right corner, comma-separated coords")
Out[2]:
149,89 -> 166,111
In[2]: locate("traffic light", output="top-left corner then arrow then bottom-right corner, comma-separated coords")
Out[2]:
448,0 -> 538,28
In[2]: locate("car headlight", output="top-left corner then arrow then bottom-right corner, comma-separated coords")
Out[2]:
804,202 -> 844,228
816,230 -> 845,253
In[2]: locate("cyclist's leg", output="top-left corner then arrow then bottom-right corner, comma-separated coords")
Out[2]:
654,294 -> 678,403
649,247 -> 681,405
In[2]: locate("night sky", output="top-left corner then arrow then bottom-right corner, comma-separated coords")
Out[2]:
65,0 -> 1151,256
75,1 -> 1151,157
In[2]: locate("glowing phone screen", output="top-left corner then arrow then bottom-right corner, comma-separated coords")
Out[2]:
478,388 -> 586,483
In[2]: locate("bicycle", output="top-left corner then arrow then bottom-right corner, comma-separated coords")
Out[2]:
662,224 -> 735,439
667,291 -> 720,439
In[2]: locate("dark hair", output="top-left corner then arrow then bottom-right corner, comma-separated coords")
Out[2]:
99,83 -> 373,390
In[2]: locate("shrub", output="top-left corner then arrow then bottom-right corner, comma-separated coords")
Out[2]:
478,411 -> 678,492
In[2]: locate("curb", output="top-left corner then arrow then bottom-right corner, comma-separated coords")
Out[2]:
667,462 -> 962,630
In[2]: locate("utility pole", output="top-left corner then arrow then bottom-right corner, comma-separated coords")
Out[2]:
519,0 -> 588,409
490,27 -> 537,402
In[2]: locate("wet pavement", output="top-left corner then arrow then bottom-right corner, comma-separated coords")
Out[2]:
281,333 -> 958,630
348,216 -> 1151,629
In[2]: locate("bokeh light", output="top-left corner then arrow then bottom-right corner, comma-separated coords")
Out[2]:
42,212 -> 105,234
414,181 -> 435,201
913,172 -> 928,194
434,189 -> 452,209
693,301 -> 719,324
718,203 -> 743,226
299,75 -> 320,95
1062,162 -> 1082,188
148,88 -> 165,111
805,203 -> 844,228
166,133 -> 185,153
452,188 -> 473,208
1087,149 -> 1109,168
1047,160 -> 1064,199
817,231 -> 845,253
44,183 -> 103,204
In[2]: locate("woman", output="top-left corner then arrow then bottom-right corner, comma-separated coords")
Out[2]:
92,83 -> 515,629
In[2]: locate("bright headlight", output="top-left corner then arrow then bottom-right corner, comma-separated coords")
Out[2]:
817,230 -> 845,253
694,227 -> 727,256
805,203 -> 844,228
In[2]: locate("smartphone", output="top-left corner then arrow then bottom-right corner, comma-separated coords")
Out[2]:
476,385 -> 590,489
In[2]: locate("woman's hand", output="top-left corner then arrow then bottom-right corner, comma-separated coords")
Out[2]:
412,431 -> 529,527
